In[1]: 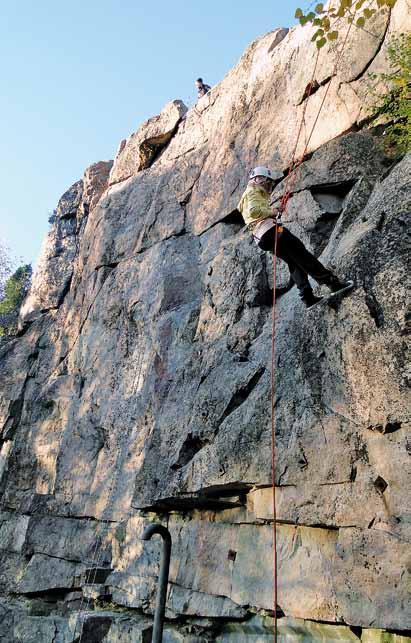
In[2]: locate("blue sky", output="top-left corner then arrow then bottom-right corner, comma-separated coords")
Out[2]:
0,0 -> 301,266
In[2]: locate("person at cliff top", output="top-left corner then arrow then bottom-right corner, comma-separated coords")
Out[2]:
237,166 -> 353,309
195,78 -> 211,99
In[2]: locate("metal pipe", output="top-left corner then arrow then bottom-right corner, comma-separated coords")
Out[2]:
141,523 -> 172,643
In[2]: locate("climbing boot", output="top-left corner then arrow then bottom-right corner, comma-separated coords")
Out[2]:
326,275 -> 354,293
300,287 -> 323,309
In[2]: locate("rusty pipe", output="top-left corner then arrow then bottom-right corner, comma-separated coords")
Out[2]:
141,524 -> 172,643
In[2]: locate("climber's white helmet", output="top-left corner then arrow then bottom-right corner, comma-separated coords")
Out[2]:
249,166 -> 274,180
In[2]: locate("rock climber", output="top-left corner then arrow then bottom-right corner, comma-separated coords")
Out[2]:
237,166 -> 353,309
195,78 -> 211,99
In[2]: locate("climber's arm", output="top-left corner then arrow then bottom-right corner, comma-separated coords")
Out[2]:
246,188 -> 272,220
238,187 -> 273,227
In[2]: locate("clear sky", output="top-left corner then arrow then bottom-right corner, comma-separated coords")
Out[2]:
0,0 -> 301,266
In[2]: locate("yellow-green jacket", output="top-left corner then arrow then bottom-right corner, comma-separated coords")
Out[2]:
237,185 -> 272,230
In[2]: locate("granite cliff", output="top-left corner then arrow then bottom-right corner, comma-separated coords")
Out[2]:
1,3 -> 410,641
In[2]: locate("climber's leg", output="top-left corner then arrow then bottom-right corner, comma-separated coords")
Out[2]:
279,254 -> 323,308
259,227 -> 322,308
278,228 -> 332,283
278,228 -> 352,292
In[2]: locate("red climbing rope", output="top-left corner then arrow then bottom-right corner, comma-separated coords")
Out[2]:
270,18 -> 355,641
270,223 -> 279,642
280,47 -> 321,214
267,48 -> 321,642
280,18 -> 355,214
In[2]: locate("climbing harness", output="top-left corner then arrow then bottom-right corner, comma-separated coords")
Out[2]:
270,17 -> 355,642
252,217 -> 277,244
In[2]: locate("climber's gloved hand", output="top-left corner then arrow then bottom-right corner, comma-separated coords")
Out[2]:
271,206 -> 282,221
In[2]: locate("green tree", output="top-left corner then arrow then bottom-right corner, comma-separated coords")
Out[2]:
295,0 -> 397,48
0,242 -> 14,299
369,33 -> 411,154
0,264 -> 32,338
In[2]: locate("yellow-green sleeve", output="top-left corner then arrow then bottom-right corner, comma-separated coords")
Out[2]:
247,187 -> 272,220
238,186 -> 272,226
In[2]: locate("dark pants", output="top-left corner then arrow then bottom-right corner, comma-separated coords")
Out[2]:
258,225 -> 333,295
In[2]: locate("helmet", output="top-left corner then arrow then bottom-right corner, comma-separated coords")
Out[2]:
249,166 -> 273,180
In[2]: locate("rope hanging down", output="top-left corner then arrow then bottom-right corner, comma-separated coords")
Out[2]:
280,17 -> 355,214
269,18 -> 354,642
270,223 -> 280,642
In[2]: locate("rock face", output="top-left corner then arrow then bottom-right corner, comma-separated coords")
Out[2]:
1,3 -> 410,641
109,100 -> 188,184
20,160 -> 113,324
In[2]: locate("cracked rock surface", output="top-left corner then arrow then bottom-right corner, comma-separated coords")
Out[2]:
0,4 -> 410,641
